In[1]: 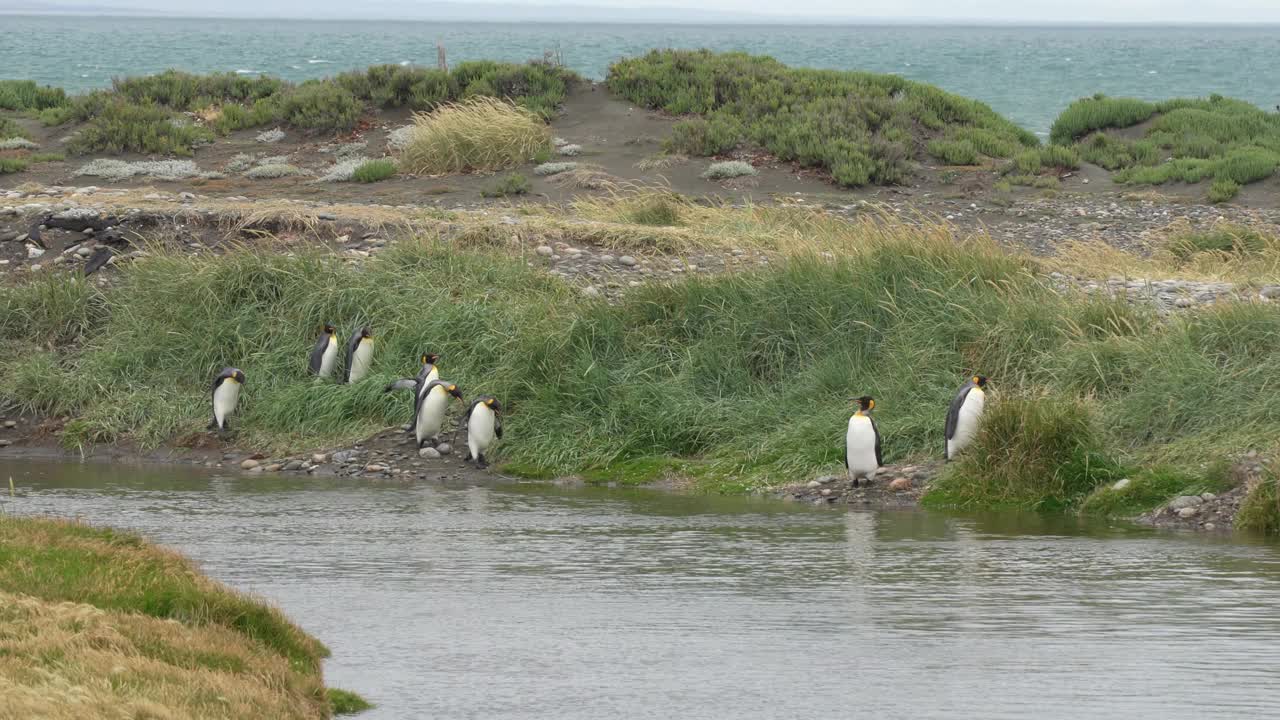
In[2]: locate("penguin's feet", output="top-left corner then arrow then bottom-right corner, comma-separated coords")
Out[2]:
476,455 -> 488,470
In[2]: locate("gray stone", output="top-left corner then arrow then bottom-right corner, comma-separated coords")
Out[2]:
1173,297 -> 1194,308
1203,523 -> 1216,531
283,460 -> 303,471
311,453 -> 328,464
2,420 -> 15,428
419,447 -> 441,459
1200,492 -> 1216,501
240,458 -> 260,470
264,463 -> 283,472
76,246 -> 93,257
364,464 -> 388,473
1177,506 -> 1199,519
583,286 -> 601,298
1259,286 -> 1280,300
806,480 -> 821,489
535,245 -> 554,257
0,439 -> 10,447
1169,495 -> 1203,510
618,255 -> 637,267
436,443 -> 452,455
815,475 -> 840,485
1111,478 -> 1131,491
27,246 -> 45,259
331,450 -> 357,464
0,230 -> 17,242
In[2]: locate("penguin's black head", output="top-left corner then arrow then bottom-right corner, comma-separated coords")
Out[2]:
484,396 -> 503,412
323,323 -> 335,334
422,352 -> 440,366
446,383 -> 463,400
360,326 -> 372,339
973,375 -> 988,388
233,369 -> 246,384
855,395 -> 875,412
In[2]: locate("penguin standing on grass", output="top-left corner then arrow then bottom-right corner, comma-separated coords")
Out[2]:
845,395 -> 882,486
344,326 -> 374,384
945,375 -> 988,461
308,323 -> 339,380
415,379 -> 464,448
208,367 -> 246,434
462,396 -> 503,468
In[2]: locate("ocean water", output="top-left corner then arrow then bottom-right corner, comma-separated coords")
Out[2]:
2,16 -> 1278,135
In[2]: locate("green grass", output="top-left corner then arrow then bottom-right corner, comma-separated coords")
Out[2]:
925,396 -> 1125,511
0,156 -> 29,174
1079,466 -> 1230,517
1051,93 -> 1280,200
608,49 -> 1037,187
1164,224 -> 1269,262
0,115 -> 27,139
328,688 -> 375,715
66,99 -> 214,156
28,151 -> 66,163
1235,471 -> 1280,534
481,172 -> 532,197
351,158 -> 397,183
0,79 -> 69,111
623,193 -> 683,226
3,216 -> 1278,506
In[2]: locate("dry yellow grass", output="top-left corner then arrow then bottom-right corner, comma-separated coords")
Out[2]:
1054,218 -> 1280,284
0,592 -> 328,720
0,516 -> 354,719
397,97 -> 551,175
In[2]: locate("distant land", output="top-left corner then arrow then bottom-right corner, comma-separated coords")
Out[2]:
4,0 -> 1280,24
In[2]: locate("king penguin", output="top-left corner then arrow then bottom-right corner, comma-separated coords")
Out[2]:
845,395 -> 882,486
308,323 -> 339,380
462,396 -> 503,468
344,326 -> 374,384
384,353 -> 440,429
415,379 -> 464,448
208,367 -> 245,433
945,375 -> 989,461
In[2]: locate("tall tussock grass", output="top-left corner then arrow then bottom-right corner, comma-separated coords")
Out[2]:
2,214 -> 1279,501
398,97 -> 551,174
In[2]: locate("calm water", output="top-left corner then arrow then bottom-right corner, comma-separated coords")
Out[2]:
4,458 -> 1280,718
2,17 -> 1280,134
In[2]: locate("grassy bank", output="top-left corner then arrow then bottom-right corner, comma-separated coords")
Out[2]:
2,206 -> 1279,518
0,515 -> 369,717
606,49 -> 1038,186
0,61 -> 578,155
1049,93 -> 1280,201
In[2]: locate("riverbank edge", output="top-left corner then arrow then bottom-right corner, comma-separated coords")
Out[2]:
1,417 -> 1265,536
0,514 -> 372,718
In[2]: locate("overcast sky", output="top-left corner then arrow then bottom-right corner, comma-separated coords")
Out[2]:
11,0 -> 1280,22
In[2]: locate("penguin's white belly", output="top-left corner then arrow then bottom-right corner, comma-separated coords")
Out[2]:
213,381 -> 240,428
416,387 -> 449,443
846,416 -> 879,479
468,405 -> 497,457
318,338 -> 338,379
948,389 -> 986,458
349,340 -> 374,383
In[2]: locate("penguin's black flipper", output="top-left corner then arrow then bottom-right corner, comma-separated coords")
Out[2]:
495,414 -> 503,440
83,247 -> 114,276
383,378 -> 417,393
871,416 -> 883,468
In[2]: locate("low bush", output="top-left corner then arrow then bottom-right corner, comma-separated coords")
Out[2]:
481,172 -> 531,197
279,82 -> 361,133
66,100 -> 213,156
701,160 -> 757,180
534,161 -> 577,176
398,97 -> 550,175
0,116 -> 28,139
1208,178 -> 1241,203
74,158 -> 217,182
927,138 -> 979,165
0,79 -> 69,111
609,49 -> 1035,187
245,163 -> 309,179
351,158 -> 397,183
1049,95 -> 1157,144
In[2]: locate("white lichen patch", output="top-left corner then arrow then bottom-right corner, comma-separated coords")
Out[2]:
74,159 -> 223,182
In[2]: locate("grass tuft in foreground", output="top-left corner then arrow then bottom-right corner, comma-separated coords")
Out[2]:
0,515 -> 368,718
1235,469 -> 1280,534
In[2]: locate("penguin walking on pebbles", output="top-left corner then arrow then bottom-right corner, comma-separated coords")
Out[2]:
414,379 -> 464,448
462,396 -> 503,468
845,395 -> 882,486
208,367 -> 246,434
308,323 -> 339,380
384,353 -> 440,429
344,326 -> 374,384
945,375 -> 989,461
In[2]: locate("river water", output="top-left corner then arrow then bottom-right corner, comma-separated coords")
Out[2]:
4,457 -> 1280,719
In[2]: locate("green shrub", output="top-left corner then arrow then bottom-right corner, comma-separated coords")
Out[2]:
0,116 -> 26,139
1049,95 -> 1157,144
925,395 -> 1124,511
481,172 -> 531,197
279,82 -> 361,133
337,64 -> 457,110
351,158 -> 397,183
1165,224 -> 1268,261
927,138 -> 979,165
1208,178 -> 1241,203
65,100 -> 213,156
113,70 -> 285,111
0,79 -> 69,111
29,152 -> 64,163
701,160 -> 757,180
624,194 -> 682,226
1012,149 -> 1041,174
1038,144 -> 1080,169
609,49 -> 1034,187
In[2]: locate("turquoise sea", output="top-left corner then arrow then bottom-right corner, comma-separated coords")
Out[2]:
2,16 -> 1278,135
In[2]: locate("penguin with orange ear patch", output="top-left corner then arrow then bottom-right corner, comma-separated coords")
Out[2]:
845,395 -> 882,486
